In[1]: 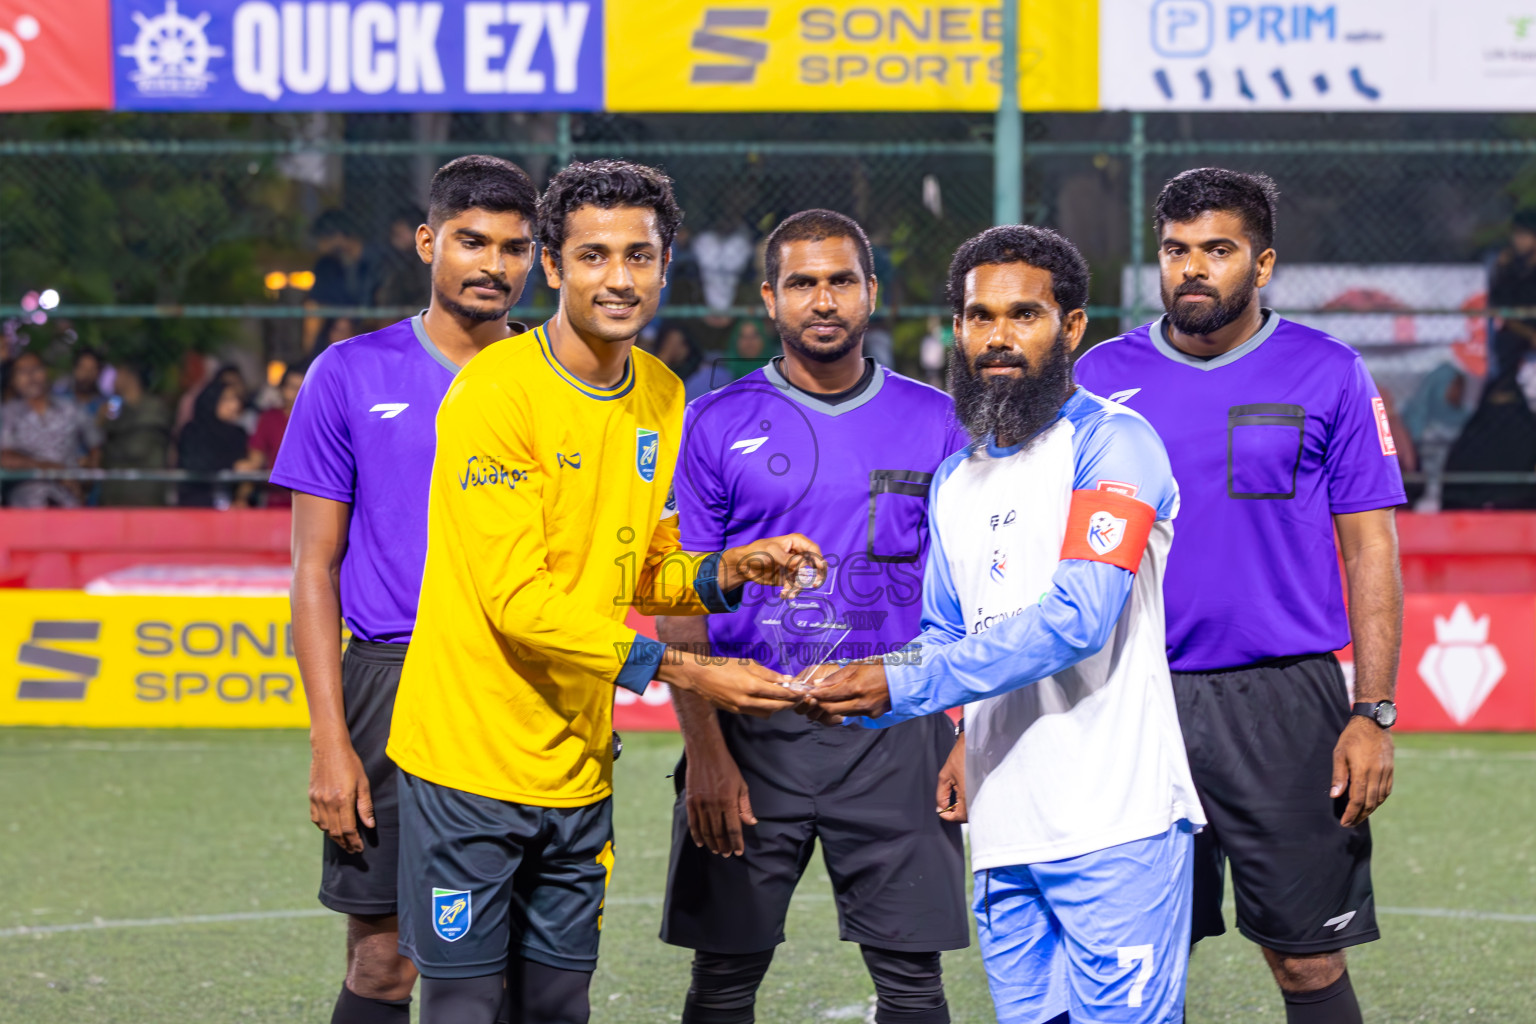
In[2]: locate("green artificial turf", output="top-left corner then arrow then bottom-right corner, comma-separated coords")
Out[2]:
0,729 -> 1532,1022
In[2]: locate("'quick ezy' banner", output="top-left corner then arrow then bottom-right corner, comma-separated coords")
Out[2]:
112,0 -> 604,110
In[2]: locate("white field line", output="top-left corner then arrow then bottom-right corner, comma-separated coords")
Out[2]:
1377,906 -> 1536,924
3,899 -> 1533,940
0,908 -> 332,938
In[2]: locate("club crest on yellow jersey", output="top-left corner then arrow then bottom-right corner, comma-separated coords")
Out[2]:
636,428 -> 659,483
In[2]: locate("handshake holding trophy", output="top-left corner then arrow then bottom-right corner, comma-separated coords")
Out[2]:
693,541 -> 899,723
719,542 -> 907,724
673,538 -> 969,829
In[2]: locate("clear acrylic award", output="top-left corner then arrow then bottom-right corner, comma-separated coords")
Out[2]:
757,565 -> 851,692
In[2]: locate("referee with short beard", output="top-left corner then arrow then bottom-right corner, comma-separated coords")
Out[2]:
1076,168 -> 1406,1024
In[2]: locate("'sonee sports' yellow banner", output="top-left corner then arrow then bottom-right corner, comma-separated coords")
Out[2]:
1,592 -> 309,728
605,1 -> 1098,112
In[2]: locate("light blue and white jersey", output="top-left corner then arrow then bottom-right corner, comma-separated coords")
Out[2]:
876,388 -> 1204,869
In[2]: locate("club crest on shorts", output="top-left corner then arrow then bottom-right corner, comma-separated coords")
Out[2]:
432,888 -> 472,942
1087,511 -> 1126,556
635,428 -> 659,483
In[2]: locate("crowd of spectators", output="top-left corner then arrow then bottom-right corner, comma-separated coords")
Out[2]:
0,347 -> 306,509
302,207 -> 434,354
1313,215 -> 1536,511
1423,213 -> 1536,509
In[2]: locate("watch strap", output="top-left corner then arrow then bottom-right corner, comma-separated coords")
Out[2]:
1351,700 -> 1395,727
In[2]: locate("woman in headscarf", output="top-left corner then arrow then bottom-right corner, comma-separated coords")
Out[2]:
706,317 -> 780,386
722,318 -> 778,382
1401,363 -> 1470,452
177,379 -> 257,508
683,318 -> 781,398
1441,369 -> 1536,510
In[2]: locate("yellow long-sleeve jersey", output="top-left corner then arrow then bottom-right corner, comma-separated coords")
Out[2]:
387,324 -> 718,807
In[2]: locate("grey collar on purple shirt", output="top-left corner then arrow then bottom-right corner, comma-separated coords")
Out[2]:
1151,307 -> 1281,371
761,357 -> 886,417
410,312 -> 530,375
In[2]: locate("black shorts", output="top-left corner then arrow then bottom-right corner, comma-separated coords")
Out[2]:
660,711 -> 969,955
396,771 -> 613,979
318,639 -> 406,917
1173,653 -> 1379,955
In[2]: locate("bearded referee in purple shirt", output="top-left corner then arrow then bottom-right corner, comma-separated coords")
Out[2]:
272,156 -> 537,1024
1075,168 -> 1405,1024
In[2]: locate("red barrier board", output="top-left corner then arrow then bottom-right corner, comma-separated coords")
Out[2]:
614,681 -> 683,732
4,511 -> 1535,732
0,509 -> 291,589
1396,512 -> 1536,593
1394,594 -> 1536,732
0,0 -> 112,111
7,509 -> 1536,591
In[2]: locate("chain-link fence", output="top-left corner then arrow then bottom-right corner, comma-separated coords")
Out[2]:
2,110 -> 1535,506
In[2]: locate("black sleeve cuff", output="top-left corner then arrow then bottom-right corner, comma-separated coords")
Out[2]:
694,551 -> 744,614
614,634 -> 667,695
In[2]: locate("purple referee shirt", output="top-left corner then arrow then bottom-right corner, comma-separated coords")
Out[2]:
271,314 -> 477,644
1074,311 -> 1406,672
674,359 -> 969,674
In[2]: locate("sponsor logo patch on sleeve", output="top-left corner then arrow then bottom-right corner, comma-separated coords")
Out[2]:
1371,396 -> 1397,457
1095,479 -> 1139,498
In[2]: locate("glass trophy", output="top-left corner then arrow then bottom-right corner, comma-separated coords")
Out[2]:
758,565 -> 851,692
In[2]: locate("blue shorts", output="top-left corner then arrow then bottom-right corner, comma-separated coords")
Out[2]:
975,823 -> 1195,1024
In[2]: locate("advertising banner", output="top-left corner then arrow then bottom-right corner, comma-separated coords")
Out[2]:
0,591 -> 683,731
111,0 -> 604,111
0,0 -> 113,111
1,591 -> 309,727
1101,0 -> 1536,111
605,0 -> 1098,112
10,588 -> 1526,732
1395,594 -> 1535,731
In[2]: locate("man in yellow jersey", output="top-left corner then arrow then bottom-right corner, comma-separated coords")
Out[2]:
387,160 -> 819,1024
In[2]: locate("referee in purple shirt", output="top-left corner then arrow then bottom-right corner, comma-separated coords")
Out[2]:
1075,168 -> 1405,1024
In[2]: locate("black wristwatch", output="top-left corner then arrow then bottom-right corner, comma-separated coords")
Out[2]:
1351,700 -> 1397,729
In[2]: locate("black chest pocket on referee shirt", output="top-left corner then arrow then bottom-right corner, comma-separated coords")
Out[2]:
1228,404 -> 1306,499
868,469 -> 933,563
